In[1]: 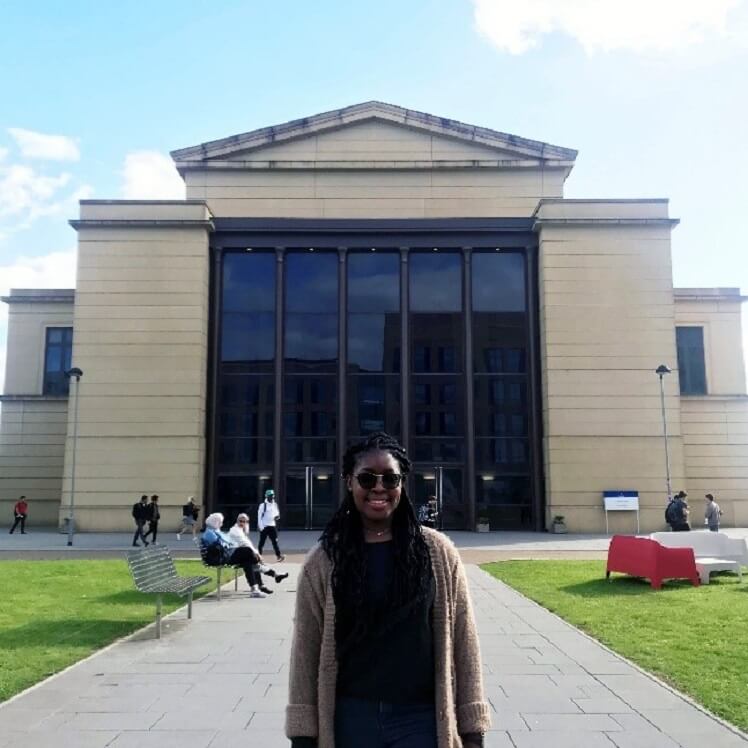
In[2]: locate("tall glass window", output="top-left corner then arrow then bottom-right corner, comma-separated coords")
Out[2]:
409,250 -> 464,463
676,326 -> 707,395
216,251 -> 276,521
284,250 -> 338,462
472,251 -> 532,528
43,327 -> 73,395
347,251 -> 400,438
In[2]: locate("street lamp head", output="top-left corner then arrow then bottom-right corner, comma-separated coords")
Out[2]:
655,364 -> 672,376
65,367 -> 83,379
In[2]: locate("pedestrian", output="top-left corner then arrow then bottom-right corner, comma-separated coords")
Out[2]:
417,495 -> 439,529
9,495 -> 28,534
131,495 -> 150,547
286,432 -> 490,748
143,494 -> 160,544
229,513 -> 289,591
257,489 -> 285,561
177,496 -> 200,541
201,512 -> 272,598
666,490 -> 691,532
704,493 -> 723,532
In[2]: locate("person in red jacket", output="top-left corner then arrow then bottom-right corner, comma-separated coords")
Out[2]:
9,496 -> 28,534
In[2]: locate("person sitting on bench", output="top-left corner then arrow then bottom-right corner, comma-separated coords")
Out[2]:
201,513 -> 286,597
229,513 -> 289,590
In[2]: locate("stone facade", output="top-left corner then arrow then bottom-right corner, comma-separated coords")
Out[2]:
1,102 -> 745,531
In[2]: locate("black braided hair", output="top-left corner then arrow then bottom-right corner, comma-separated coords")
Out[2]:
319,432 -> 432,654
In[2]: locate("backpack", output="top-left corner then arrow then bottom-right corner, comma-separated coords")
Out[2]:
203,541 -> 230,566
665,500 -> 680,524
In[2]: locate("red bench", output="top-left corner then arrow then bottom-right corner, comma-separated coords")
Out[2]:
606,535 -> 700,589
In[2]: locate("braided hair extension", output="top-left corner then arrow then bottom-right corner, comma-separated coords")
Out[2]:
320,432 -> 433,653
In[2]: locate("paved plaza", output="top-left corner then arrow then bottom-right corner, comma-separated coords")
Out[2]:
1,559 -> 746,747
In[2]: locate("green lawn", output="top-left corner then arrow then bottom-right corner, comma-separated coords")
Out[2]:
0,559 -> 218,702
482,560 -> 748,731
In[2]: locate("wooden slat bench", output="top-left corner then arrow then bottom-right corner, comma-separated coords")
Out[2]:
199,542 -> 240,600
126,546 -> 211,638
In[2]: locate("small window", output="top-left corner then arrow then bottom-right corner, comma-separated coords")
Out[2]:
43,327 -> 73,395
676,327 -> 707,395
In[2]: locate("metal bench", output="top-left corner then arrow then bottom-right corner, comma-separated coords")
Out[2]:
126,546 -> 210,638
199,541 -> 240,600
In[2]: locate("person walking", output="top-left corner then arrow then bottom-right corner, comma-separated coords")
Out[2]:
704,493 -> 723,532
257,489 -> 285,561
286,432 -> 490,748
177,496 -> 200,541
131,495 -> 150,547
9,496 -> 29,534
417,495 -> 439,530
666,490 -> 691,532
143,494 -> 160,544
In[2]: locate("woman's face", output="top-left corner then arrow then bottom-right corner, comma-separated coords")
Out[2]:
347,449 -> 402,525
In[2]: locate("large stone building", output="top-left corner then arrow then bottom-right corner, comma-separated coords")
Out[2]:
1,102 -> 746,533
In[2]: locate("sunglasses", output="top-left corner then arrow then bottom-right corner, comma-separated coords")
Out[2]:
354,472 -> 403,490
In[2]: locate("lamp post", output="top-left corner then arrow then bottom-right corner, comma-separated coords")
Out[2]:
64,367 -> 83,547
655,364 -> 673,502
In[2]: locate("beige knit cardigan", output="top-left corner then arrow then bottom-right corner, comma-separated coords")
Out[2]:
285,528 -> 491,747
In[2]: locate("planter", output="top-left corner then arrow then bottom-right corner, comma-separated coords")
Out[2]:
476,522 -> 490,533
551,521 -> 568,534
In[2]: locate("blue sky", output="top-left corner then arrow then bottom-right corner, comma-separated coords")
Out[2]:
1,0 -> 747,388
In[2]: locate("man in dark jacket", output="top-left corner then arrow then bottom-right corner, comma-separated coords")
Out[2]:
132,495 -> 150,547
143,494 -> 160,544
666,491 -> 691,532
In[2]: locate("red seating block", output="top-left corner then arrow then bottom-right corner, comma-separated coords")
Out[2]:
606,535 -> 700,590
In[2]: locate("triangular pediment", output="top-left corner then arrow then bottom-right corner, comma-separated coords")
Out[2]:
171,101 -> 577,170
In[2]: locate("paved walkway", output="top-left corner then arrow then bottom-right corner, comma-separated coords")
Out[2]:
0,565 -> 745,747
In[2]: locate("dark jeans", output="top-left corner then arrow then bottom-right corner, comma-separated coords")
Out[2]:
143,521 -> 159,543
9,515 -> 26,534
229,546 -> 261,587
335,698 -> 437,748
672,522 -> 691,532
132,520 -> 148,545
258,526 -> 282,558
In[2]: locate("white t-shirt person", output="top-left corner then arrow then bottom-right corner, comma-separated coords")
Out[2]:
257,490 -> 284,561
257,497 -> 280,531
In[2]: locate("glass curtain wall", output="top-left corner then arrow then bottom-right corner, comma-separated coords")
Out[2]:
216,251 -> 276,523
472,251 -> 532,528
347,250 -> 401,442
409,250 -> 466,528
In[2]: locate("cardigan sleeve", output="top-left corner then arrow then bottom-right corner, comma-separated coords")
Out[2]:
286,559 -> 324,738
451,553 -> 492,735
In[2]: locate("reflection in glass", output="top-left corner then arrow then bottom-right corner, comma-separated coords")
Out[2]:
410,251 -> 462,312
222,312 -> 275,362
223,252 -> 275,312
346,376 -> 400,437
411,314 -> 463,373
285,314 -> 338,368
348,251 -> 400,312
286,251 -> 338,312
348,313 -> 401,372
472,252 -> 526,312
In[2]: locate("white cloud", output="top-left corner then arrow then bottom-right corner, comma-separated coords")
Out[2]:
473,0 -> 745,54
121,151 -> 185,199
8,127 -> 80,161
0,147 -> 8,162
0,249 -> 77,395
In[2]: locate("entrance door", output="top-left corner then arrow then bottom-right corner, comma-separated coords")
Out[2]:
411,466 -> 465,530
284,465 -> 336,529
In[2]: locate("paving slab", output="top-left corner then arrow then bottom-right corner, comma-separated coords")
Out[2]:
1,563 -> 746,747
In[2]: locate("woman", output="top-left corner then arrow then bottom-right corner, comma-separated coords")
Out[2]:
286,432 -> 489,748
229,513 -> 289,586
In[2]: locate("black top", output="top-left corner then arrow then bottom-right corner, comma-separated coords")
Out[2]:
335,540 -> 435,704
132,502 -> 149,521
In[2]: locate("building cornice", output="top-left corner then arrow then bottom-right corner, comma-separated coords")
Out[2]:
0,394 -> 69,402
2,291 -> 75,305
69,219 -> 214,231
674,288 -> 747,303
171,101 -> 578,165
533,218 -> 680,229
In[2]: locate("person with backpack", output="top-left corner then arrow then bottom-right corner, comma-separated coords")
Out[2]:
201,512 -> 272,598
176,496 -> 200,542
665,491 -> 690,532
704,493 -> 723,532
131,495 -> 150,547
142,494 -> 160,544
257,489 -> 285,561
